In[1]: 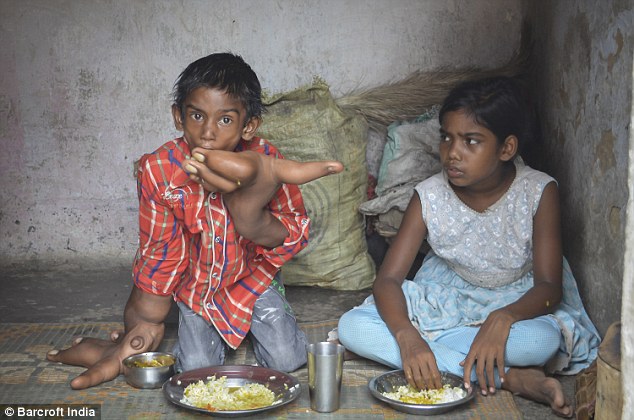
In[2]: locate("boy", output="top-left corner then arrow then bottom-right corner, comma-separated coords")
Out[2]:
47,53 -> 343,389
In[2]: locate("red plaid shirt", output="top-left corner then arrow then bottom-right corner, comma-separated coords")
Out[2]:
133,137 -> 309,349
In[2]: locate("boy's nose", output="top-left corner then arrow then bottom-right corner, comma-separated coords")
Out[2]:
201,121 -> 215,140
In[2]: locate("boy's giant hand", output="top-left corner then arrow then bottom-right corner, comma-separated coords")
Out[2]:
183,148 -> 343,193
47,321 -> 164,389
46,287 -> 170,389
183,148 -> 343,246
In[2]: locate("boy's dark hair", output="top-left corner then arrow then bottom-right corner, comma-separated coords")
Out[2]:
439,76 -> 533,154
172,52 -> 264,123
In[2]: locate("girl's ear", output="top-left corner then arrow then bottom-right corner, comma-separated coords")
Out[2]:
500,135 -> 519,161
241,116 -> 261,141
172,104 -> 184,131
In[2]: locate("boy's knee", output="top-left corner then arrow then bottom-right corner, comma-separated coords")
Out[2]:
175,348 -> 223,373
261,347 -> 307,372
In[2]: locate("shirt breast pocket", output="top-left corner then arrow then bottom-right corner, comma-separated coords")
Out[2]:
163,187 -> 204,230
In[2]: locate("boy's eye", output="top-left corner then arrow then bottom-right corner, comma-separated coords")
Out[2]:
191,113 -> 203,121
466,138 -> 479,145
219,116 -> 232,125
440,134 -> 450,142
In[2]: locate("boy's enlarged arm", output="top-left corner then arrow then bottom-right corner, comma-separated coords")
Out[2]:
183,147 -> 343,248
46,156 -> 183,390
45,286 -> 169,390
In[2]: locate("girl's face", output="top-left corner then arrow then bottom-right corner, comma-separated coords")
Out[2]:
439,110 -> 514,191
171,87 -> 259,152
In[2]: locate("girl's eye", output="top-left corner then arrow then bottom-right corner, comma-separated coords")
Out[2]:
440,134 -> 450,142
191,113 -> 203,122
466,138 -> 479,145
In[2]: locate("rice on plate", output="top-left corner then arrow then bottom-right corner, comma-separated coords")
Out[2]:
181,375 -> 281,411
382,383 -> 467,405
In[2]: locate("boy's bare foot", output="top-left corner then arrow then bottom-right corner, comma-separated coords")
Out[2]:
502,367 -> 573,418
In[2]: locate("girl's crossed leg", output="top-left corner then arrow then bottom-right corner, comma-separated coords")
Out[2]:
338,305 -> 572,417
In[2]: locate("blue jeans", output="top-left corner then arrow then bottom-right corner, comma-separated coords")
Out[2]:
173,280 -> 308,373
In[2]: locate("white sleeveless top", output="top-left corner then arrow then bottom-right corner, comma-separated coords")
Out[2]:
415,158 -> 555,288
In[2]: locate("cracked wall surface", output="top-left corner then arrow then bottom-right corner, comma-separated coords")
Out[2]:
526,0 -> 632,336
0,0 -> 523,268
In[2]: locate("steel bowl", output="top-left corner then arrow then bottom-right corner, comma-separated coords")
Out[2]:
368,369 -> 474,415
123,351 -> 175,389
162,365 -> 301,417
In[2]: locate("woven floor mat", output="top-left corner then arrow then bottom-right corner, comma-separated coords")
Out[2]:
0,322 -> 521,419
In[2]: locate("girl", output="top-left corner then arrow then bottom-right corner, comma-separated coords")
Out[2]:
337,77 -> 600,418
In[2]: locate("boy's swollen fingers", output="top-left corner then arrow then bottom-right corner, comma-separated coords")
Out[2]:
274,159 -> 344,185
69,360 -> 120,390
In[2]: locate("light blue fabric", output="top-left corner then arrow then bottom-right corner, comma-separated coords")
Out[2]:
338,298 -> 562,387
418,158 -> 548,287
339,161 -> 600,378
341,253 -> 599,377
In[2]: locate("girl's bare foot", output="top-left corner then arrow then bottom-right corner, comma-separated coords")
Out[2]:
502,367 -> 573,418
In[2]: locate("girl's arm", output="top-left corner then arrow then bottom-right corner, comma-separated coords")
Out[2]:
373,193 -> 443,390
462,181 -> 563,394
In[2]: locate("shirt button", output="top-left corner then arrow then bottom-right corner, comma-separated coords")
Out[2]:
212,273 -> 219,278
206,303 -> 212,309
210,192 -> 217,199
301,218 -> 308,225
215,236 -> 221,243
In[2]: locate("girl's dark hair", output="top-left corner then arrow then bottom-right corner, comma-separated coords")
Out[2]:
172,53 -> 263,122
439,76 -> 533,154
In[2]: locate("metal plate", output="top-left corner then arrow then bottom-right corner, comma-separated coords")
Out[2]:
162,365 -> 301,417
368,369 -> 474,415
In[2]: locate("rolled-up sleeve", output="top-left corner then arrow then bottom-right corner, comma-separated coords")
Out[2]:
255,182 -> 310,269
133,156 -> 188,296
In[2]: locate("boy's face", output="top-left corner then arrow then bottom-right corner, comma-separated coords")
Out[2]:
172,87 -> 260,152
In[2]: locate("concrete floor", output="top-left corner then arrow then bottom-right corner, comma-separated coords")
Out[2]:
0,264 -> 575,419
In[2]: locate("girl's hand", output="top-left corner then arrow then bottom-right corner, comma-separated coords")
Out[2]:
461,309 -> 515,395
397,327 -> 443,390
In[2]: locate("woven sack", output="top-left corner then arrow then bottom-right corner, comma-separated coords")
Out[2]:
258,81 -> 375,290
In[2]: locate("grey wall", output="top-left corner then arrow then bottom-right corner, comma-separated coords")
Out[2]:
0,0 -> 523,269
527,2 -> 634,412
3,1 -> 634,407
526,0 -> 632,337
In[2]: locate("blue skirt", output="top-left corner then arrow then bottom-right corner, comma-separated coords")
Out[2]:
360,253 -> 600,375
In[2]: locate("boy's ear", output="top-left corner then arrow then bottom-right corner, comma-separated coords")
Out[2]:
171,104 -> 184,131
241,116 -> 261,140
500,135 -> 519,161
